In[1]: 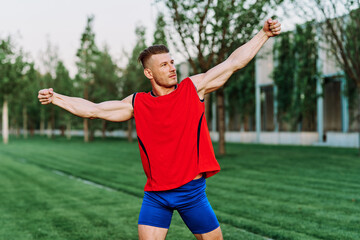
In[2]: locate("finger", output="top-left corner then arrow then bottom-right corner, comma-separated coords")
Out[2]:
273,22 -> 281,28
270,23 -> 281,30
39,95 -> 50,100
271,26 -> 281,32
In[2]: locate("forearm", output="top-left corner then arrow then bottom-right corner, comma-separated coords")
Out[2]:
229,29 -> 269,71
52,93 -> 97,118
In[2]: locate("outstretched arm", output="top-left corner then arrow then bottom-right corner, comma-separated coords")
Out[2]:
38,88 -> 134,122
191,18 -> 281,99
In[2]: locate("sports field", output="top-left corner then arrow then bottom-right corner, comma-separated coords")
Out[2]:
0,136 -> 359,240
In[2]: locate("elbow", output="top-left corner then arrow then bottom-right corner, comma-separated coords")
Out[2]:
230,54 -> 252,72
87,109 -> 98,119
85,105 -> 99,119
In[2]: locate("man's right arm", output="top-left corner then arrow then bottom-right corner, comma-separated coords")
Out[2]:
38,88 -> 134,122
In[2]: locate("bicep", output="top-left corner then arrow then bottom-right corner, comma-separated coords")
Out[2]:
95,94 -> 134,122
191,59 -> 235,97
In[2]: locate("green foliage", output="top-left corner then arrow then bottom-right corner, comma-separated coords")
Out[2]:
76,15 -> 100,93
344,8 -> 360,112
273,32 -> 295,123
225,59 -> 255,122
292,22 -> 318,129
121,25 -> 149,96
54,61 -> 73,96
273,22 -> 318,130
153,13 -> 168,46
25,65 -> 43,129
0,38 -> 27,98
90,47 -> 119,102
53,61 -> 76,130
159,0 -> 284,72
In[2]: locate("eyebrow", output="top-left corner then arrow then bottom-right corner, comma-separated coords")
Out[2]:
159,59 -> 174,66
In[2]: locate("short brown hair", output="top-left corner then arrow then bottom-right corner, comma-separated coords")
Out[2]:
138,45 -> 169,68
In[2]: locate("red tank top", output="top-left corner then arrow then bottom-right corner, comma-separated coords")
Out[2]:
133,77 -> 220,191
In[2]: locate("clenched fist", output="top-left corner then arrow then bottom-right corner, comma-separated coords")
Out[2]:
38,88 -> 54,105
263,18 -> 281,37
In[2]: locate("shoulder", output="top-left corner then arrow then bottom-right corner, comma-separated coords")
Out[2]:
122,94 -> 134,104
189,74 -> 205,91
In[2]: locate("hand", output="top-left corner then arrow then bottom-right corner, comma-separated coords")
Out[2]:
38,88 -> 54,105
263,18 -> 281,37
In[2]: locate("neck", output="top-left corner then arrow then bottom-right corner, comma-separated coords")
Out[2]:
151,85 -> 176,97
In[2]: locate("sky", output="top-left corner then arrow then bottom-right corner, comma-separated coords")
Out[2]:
0,0 -> 159,77
0,0 -> 305,78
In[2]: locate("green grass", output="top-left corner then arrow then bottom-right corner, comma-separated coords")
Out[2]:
0,136 -> 359,240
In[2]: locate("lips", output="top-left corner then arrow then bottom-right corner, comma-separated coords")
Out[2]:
169,74 -> 177,78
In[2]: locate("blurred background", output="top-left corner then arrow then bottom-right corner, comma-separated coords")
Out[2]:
0,0 -> 359,153
1,1 -> 360,239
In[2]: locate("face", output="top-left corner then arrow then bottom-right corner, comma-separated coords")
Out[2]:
145,53 -> 177,88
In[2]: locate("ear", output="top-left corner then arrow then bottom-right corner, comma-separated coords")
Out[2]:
144,68 -> 153,80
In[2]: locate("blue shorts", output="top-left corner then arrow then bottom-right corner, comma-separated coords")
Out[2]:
138,177 -> 219,234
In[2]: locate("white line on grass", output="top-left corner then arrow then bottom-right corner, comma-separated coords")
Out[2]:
52,169 -> 116,192
15,157 -> 116,192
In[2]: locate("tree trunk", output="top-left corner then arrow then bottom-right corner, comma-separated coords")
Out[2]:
204,94 -> 211,126
23,106 -> 28,139
102,120 -> 106,139
358,90 -> 360,155
51,106 -> 55,138
216,88 -> 226,155
66,118 -> 72,140
2,95 -> 9,144
40,108 -> 45,136
47,119 -> 52,139
83,119 -> 89,142
128,119 -> 133,143
16,126 -> 20,138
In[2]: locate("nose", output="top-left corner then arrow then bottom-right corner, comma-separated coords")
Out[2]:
170,63 -> 176,72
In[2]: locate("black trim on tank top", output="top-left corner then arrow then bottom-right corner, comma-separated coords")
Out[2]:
189,78 -> 206,102
150,85 -> 178,97
137,136 -> 152,180
132,92 -> 137,107
197,112 -> 204,165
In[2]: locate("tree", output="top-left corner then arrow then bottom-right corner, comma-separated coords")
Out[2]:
153,13 -> 168,46
121,25 -> 148,142
76,15 -> 100,142
90,46 -> 120,139
18,62 -> 39,139
39,39 -> 59,138
273,32 -> 295,129
54,61 -> 74,139
292,22 -> 318,131
273,22 -> 318,131
25,65 -> 43,137
0,38 -> 28,144
225,59 -> 255,131
157,0 -> 283,155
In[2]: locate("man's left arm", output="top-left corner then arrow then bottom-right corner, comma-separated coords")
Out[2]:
191,18 -> 281,99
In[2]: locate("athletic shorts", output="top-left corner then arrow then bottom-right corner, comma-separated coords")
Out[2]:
138,177 -> 219,234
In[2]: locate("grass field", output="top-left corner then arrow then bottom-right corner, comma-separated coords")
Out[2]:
0,136 -> 359,240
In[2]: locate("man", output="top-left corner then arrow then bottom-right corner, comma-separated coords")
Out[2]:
38,18 -> 281,240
